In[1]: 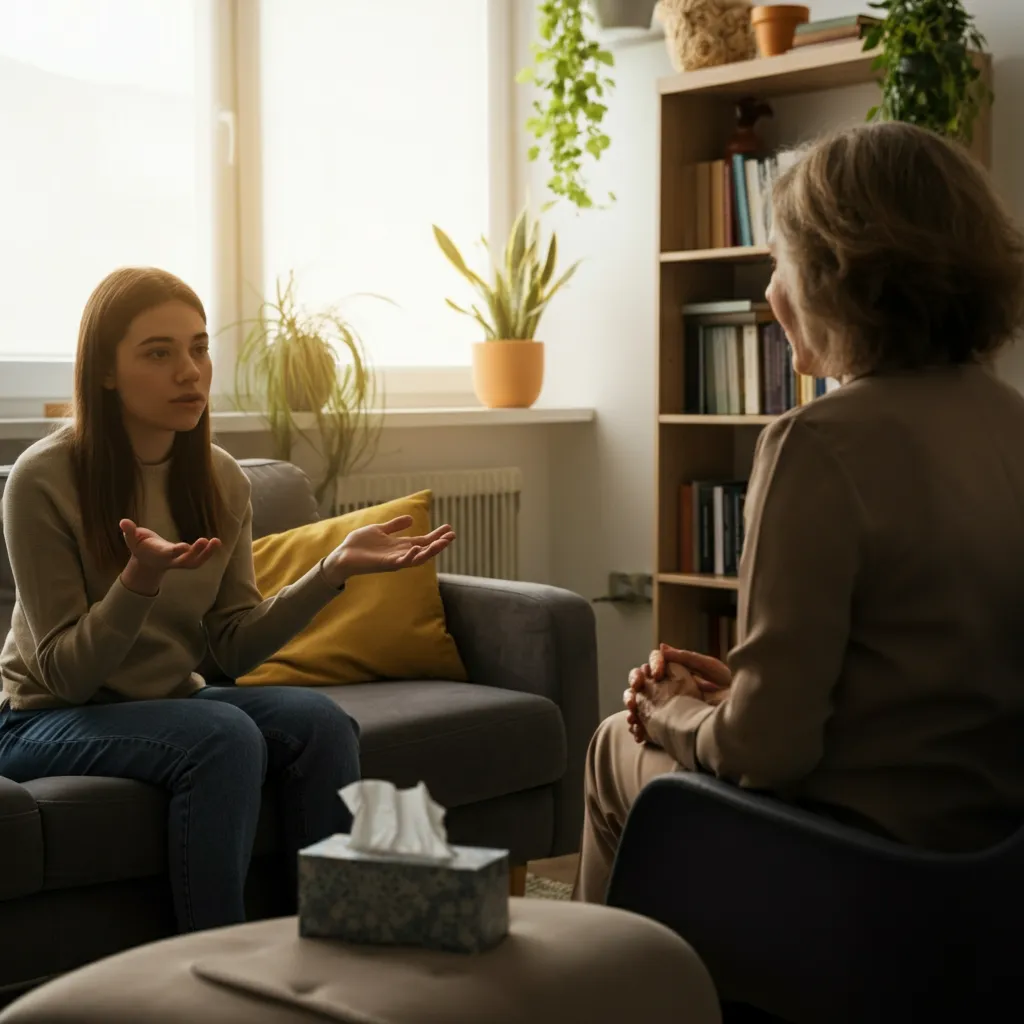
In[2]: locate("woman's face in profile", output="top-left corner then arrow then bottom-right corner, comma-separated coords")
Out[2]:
766,234 -> 826,378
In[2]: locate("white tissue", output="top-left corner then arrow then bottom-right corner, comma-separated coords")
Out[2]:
340,780 -> 453,861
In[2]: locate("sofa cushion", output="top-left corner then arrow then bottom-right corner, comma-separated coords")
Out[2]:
13,682 -> 564,891
322,680 -> 567,811
238,491 -> 466,688
23,776 -> 167,890
0,775 -> 43,899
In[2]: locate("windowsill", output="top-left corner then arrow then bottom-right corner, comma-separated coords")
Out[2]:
0,406 -> 596,441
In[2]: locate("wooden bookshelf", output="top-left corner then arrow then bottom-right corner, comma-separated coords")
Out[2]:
654,43 -> 993,652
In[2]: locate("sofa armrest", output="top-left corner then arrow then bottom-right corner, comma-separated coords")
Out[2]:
439,574 -> 599,856
607,773 -> 1016,1020
0,775 -> 43,900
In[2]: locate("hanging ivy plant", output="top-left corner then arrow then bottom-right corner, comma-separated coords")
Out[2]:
864,0 -> 992,143
516,0 -> 616,210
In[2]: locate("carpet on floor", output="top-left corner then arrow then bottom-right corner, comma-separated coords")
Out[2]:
525,873 -> 572,900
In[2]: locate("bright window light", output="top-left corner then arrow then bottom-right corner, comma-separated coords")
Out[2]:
0,0 -> 209,358
258,0 -> 490,367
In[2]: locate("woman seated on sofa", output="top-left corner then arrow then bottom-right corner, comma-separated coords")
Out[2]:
576,120 -> 1024,902
0,267 -> 455,932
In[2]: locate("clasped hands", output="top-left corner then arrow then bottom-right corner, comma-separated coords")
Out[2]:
623,644 -> 732,745
118,515 -> 455,597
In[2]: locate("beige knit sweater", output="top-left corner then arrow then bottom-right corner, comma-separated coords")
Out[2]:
0,431 -> 340,710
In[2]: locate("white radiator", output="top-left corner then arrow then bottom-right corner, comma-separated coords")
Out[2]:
334,468 -> 522,580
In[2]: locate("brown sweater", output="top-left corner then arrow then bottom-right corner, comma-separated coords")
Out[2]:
646,362 -> 1024,852
1,431 -> 341,710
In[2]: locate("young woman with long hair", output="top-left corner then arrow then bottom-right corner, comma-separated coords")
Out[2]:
0,267 -> 455,932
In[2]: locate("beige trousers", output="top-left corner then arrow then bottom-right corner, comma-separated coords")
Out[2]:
574,710 -> 680,902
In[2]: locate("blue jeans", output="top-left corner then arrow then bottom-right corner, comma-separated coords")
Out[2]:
0,685 -> 360,932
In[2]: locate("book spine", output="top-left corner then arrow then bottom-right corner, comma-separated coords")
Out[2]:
743,323 -> 760,415
731,153 -> 753,247
723,159 -> 734,247
725,326 -> 741,415
712,485 -> 725,576
710,159 -> 726,249
697,485 -> 715,574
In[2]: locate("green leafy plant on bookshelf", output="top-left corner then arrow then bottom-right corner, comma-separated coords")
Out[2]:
864,0 -> 991,143
516,0 -> 615,210
232,272 -> 382,504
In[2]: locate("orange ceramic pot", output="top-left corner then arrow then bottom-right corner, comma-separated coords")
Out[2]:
472,341 -> 544,409
751,5 -> 810,57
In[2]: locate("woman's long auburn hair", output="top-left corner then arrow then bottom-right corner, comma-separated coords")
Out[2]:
72,267 -> 225,570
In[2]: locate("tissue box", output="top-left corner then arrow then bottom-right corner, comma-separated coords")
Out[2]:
298,834 -> 510,953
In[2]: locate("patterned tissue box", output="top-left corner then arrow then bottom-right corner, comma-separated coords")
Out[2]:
298,833 -> 510,953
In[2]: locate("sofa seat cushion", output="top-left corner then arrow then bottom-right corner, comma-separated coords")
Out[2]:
0,775 -> 43,899
22,776 -> 167,890
321,680 -> 567,811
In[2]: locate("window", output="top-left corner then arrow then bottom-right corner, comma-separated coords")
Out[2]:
0,0 -> 212,358
0,0 -> 506,407
258,0 -> 492,367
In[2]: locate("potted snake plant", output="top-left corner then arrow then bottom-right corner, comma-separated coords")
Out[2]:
433,208 -> 580,409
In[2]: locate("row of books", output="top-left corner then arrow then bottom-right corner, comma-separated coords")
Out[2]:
682,300 -> 838,415
687,149 -> 799,251
679,479 -> 748,577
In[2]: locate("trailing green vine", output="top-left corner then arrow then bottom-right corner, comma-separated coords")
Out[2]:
864,0 -> 991,143
516,0 -> 615,210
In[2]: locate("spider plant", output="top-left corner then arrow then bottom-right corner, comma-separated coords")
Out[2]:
432,206 -> 580,340
232,272 -> 382,504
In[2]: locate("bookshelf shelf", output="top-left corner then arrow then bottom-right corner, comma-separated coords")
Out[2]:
653,42 -> 992,654
660,414 -> 776,426
658,573 -> 740,592
658,40 -> 879,98
661,246 -> 771,264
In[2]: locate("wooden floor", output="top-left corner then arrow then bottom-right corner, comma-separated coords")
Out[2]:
527,854 -> 578,886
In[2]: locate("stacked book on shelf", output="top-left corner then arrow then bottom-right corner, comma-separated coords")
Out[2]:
793,13 -> 880,48
682,300 -> 837,415
679,478 -> 747,577
699,611 -> 737,663
688,149 -> 799,251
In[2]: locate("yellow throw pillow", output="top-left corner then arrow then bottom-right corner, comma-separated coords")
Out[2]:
236,490 -> 467,687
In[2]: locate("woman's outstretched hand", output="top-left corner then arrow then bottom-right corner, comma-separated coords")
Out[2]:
321,516 -> 455,587
119,519 -> 221,596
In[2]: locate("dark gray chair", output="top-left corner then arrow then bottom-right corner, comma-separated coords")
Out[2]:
0,457 -> 599,1003
606,772 -> 1023,1023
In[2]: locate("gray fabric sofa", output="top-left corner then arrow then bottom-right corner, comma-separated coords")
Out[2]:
0,457 -> 599,1003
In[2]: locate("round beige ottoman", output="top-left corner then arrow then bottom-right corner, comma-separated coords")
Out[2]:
0,899 -> 720,1024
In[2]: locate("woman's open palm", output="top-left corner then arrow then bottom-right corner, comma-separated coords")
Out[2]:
335,516 -> 455,578
120,519 -> 221,572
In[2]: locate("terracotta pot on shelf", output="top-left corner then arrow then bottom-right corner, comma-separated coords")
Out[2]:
472,341 -> 545,409
750,5 -> 809,57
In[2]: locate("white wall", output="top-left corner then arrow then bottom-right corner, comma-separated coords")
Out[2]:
514,0 -> 1024,717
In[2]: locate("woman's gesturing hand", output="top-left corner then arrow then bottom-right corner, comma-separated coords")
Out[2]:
119,519 -> 221,596
321,516 -> 456,587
